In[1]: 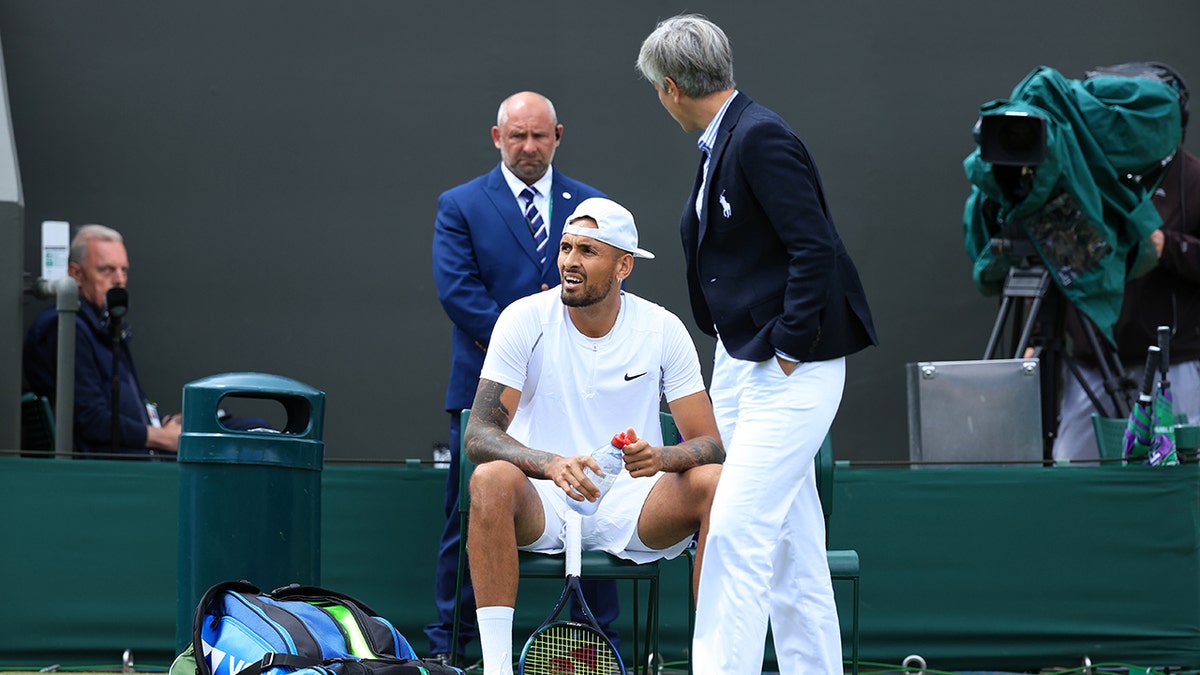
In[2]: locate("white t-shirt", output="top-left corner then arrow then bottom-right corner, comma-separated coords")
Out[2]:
481,288 -> 706,457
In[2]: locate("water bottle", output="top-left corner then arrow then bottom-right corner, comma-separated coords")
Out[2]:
568,432 -> 630,515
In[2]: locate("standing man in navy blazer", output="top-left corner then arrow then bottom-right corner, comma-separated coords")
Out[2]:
638,16 -> 877,675
428,91 -> 617,664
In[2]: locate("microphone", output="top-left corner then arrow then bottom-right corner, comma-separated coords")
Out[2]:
105,287 -> 129,338
104,286 -> 130,454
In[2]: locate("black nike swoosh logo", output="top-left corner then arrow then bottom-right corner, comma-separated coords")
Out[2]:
624,372 -> 647,381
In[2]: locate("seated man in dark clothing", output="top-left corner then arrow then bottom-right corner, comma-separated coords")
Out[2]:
25,224 -> 179,456
24,224 -> 264,457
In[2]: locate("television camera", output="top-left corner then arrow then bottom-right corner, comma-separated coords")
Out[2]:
965,63 -> 1185,458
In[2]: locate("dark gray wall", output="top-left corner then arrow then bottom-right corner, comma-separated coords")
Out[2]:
3,1 -> 1198,462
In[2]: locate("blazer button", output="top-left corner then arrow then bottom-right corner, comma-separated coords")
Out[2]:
709,277 -> 717,283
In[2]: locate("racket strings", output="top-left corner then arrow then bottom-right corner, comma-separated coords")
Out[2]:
522,623 -> 620,674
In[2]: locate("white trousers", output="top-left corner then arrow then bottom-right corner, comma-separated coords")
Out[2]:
692,341 -> 846,675
1053,359 -> 1200,462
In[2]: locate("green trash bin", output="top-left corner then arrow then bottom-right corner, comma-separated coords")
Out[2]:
175,372 -> 325,652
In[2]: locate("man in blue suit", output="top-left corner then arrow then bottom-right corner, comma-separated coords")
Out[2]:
428,91 -> 617,664
637,16 -> 877,675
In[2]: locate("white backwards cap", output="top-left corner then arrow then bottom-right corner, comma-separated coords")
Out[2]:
563,197 -> 655,259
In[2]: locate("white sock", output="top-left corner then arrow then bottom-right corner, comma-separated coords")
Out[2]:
477,605 -> 515,675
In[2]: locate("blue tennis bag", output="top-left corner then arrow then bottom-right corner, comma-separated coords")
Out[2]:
180,580 -> 462,675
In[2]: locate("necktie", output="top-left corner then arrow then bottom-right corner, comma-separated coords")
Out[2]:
520,187 -> 549,264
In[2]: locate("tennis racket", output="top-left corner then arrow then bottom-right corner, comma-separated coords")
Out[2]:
518,510 -> 625,675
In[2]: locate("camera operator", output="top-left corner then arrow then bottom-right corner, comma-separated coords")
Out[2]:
1054,63 -> 1200,462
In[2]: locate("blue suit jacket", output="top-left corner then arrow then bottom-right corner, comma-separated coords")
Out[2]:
433,164 -> 605,410
682,93 -> 877,362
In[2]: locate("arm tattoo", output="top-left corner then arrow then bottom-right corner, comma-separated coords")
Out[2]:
465,379 -> 560,478
659,436 -> 725,473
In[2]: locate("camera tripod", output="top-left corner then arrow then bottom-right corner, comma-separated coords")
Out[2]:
984,261 -> 1132,460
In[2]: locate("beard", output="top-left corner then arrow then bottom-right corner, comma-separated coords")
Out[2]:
560,273 -> 616,308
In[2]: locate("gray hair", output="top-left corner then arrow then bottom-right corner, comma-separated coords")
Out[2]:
636,14 -> 735,98
69,224 -> 123,265
496,91 -> 558,128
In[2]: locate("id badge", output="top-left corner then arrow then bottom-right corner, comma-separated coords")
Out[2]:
146,401 -> 162,428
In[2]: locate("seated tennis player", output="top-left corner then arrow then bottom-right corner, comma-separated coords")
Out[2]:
463,197 -> 724,675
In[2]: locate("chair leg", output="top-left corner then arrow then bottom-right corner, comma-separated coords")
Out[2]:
450,522 -> 466,667
450,577 -> 462,665
649,575 -> 660,675
632,579 -> 641,675
850,576 -> 859,675
627,576 -> 661,675
686,550 -> 695,675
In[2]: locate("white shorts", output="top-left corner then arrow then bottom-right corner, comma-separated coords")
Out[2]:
519,472 -> 692,564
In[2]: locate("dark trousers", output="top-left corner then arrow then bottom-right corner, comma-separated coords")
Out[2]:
423,410 -> 621,655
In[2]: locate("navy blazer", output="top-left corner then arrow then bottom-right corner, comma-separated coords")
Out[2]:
24,301 -> 155,455
682,93 -> 877,363
432,164 -> 605,410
